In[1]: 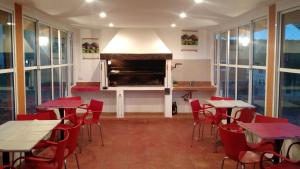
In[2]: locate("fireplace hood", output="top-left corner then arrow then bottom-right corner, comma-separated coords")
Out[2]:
101,29 -> 171,54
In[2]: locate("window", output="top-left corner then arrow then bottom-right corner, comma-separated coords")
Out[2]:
252,19 -> 267,114
0,10 -> 14,124
52,29 -> 59,65
278,9 -> 300,125
228,67 -> 236,99
23,19 -> 73,113
25,70 -> 37,113
215,18 -> 267,114
41,69 -> 52,102
238,24 -> 250,65
220,32 -> 227,64
229,29 -> 237,64
237,68 -> 249,101
39,24 -> 51,66
23,19 -> 37,67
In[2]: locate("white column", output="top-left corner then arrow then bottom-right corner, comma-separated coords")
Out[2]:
165,60 -> 172,117
116,89 -> 124,118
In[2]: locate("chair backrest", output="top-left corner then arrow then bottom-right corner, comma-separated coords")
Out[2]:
234,108 -> 256,123
66,121 -> 82,156
17,114 -> 37,120
190,99 -> 201,122
53,129 -> 69,169
219,125 -> 248,161
255,114 -> 289,123
88,99 -> 104,121
17,111 -> 57,120
58,96 -> 82,123
210,96 -> 234,123
58,96 -> 82,100
36,109 -> 57,120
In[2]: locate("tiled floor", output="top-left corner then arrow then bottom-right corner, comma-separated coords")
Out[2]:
66,114 -> 238,169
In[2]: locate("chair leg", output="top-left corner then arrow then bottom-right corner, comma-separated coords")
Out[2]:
79,126 -> 83,153
64,159 -> 67,169
191,124 -> 196,147
88,124 -> 92,142
236,162 -> 239,169
98,123 -> 104,146
201,123 -> 205,139
197,123 -> 201,141
221,156 -> 228,169
75,152 -> 80,169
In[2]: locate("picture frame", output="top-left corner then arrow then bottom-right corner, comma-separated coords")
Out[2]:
181,30 -> 199,52
82,38 -> 100,59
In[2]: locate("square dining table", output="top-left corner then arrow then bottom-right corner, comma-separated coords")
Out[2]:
206,100 -> 255,123
238,122 -> 300,163
37,99 -> 83,119
0,120 -> 61,165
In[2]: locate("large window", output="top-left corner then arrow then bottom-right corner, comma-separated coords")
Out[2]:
23,18 -> 73,113
0,10 -> 14,124
215,18 -> 267,114
252,19 -> 267,114
278,9 -> 300,125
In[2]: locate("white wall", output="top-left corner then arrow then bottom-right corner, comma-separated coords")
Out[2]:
72,27 -> 214,113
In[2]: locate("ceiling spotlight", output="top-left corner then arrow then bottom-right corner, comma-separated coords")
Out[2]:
194,0 -> 204,3
109,23 -> 114,27
179,12 -> 187,18
171,24 -> 176,28
99,12 -> 107,18
85,0 -> 94,3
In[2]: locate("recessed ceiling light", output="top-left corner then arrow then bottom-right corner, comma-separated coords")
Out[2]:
85,0 -> 94,3
179,12 -> 187,18
99,12 -> 107,18
194,0 -> 204,3
109,23 -> 114,27
7,22 -> 15,26
171,24 -> 176,28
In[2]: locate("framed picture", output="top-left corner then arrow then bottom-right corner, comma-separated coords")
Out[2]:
82,38 -> 100,59
181,30 -> 199,52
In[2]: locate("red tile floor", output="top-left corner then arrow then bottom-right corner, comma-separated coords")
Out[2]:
66,114 -> 238,169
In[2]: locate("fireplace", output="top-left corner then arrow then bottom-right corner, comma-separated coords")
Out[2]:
100,53 -> 172,87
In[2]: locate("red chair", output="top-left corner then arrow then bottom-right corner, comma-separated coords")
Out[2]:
12,129 -> 69,169
189,98 -> 213,146
17,111 -> 56,120
219,125 -> 261,169
255,114 -> 289,123
33,119 -> 82,169
79,99 -> 104,145
0,165 -> 14,169
231,108 -> 256,124
58,96 -> 82,124
260,142 -> 300,169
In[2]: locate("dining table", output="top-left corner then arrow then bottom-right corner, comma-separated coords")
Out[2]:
206,100 -> 255,123
238,122 -> 300,163
0,120 -> 61,165
37,99 -> 83,119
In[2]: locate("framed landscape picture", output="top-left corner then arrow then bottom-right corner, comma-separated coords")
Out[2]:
82,38 -> 100,59
181,30 -> 199,52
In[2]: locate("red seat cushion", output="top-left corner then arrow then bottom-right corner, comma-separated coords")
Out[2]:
239,151 -> 261,164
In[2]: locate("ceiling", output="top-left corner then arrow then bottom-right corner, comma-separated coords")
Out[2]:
13,0 -> 272,29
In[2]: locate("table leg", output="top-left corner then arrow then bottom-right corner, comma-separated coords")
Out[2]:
227,108 -> 232,124
59,108 -> 65,139
274,139 -> 283,164
2,152 -> 10,165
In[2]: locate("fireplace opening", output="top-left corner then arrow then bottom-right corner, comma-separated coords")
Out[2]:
107,59 -> 165,86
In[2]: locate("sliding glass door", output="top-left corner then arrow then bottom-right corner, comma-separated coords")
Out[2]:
0,9 -> 15,124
